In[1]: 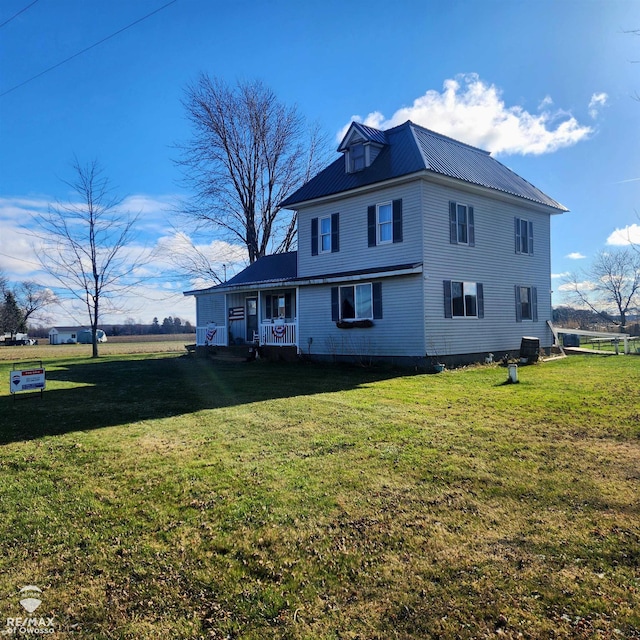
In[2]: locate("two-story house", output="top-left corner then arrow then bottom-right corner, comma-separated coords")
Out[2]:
184,120 -> 567,365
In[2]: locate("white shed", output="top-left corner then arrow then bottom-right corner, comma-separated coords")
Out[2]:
49,327 -> 84,345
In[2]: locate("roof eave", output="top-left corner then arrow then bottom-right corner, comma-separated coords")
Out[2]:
278,169 -> 567,214
420,170 -> 568,213
280,172 -> 425,209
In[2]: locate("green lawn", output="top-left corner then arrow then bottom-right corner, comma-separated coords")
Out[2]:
0,352 -> 638,639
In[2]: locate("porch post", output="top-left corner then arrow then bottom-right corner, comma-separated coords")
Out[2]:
295,286 -> 300,354
257,292 -> 262,346
224,294 -> 228,346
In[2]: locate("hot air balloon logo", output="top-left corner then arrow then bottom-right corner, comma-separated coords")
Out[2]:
19,585 -> 42,613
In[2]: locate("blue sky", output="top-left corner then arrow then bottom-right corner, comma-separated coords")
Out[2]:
1,0 -> 638,325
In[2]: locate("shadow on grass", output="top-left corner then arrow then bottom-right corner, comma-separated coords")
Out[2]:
0,354 -> 413,445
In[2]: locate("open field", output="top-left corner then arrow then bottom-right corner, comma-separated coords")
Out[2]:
0,335 -> 194,361
0,351 -> 638,639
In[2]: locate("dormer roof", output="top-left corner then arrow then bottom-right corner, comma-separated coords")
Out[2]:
337,121 -> 388,152
281,120 -> 567,212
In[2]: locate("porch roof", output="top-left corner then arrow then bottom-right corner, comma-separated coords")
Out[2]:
184,252 -> 297,296
184,253 -> 423,296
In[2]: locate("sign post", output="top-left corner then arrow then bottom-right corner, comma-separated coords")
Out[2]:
10,361 -> 46,400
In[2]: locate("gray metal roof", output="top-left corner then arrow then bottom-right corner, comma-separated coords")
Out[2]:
281,120 -> 568,211
184,252 -> 298,295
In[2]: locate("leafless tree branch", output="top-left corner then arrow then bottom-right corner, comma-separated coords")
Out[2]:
30,158 -> 143,356
175,75 -> 331,266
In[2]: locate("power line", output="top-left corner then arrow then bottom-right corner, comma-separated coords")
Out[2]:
0,0 -> 179,98
0,0 -> 39,29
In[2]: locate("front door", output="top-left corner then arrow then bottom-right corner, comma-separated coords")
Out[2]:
246,297 -> 258,342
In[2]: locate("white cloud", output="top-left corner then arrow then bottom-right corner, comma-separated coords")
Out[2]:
557,280 -> 596,292
0,195 -> 225,325
340,73 -> 594,156
588,92 -> 609,119
551,271 -> 571,279
606,224 -> 640,246
566,252 -> 587,260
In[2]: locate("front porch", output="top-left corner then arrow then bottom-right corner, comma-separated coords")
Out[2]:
195,287 -> 299,350
196,320 -> 298,348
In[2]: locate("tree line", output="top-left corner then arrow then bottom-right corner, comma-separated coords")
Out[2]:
109,317 -> 195,336
0,274 -> 56,337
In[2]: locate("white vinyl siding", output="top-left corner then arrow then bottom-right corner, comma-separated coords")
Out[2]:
298,274 -> 424,358
297,182 -> 422,279
423,180 -> 553,356
196,292 -> 226,327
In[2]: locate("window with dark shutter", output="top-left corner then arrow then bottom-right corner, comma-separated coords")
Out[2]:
515,218 -> 533,255
311,218 -> 318,256
477,283 -> 484,319
331,212 -> 340,253
450,201 -> 474,245
392,199 -> 403,243
373,282 -> 383,319
443,280 -> 453,318
331,287 -> 339,321
515,285 -> 537,321
368,206 -> 376,247
444,280 -> 482,318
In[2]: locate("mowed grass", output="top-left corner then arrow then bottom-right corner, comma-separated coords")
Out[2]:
0,349 -> 638,639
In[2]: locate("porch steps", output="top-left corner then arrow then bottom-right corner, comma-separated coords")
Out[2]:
195,344 -> 255,362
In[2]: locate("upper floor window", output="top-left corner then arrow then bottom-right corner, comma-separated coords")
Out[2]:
368,199 -> 403,246
377,203 -> 393,244
443,280 -> 484,318
311,213 -> 339,255
350,144 -> 365,172
515,217 -> 534,255
320,216 -> 332,253
449,201 -> 475,246
515,285 -> 538,322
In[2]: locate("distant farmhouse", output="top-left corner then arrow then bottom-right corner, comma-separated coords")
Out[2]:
185,120 -> 567,365
49,327 -> 107,344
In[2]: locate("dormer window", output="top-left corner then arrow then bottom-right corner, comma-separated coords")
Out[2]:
338,122 -> 388,174
350,143 -> 365,172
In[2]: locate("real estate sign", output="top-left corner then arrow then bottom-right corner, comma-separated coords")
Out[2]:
10,368 -> 46,393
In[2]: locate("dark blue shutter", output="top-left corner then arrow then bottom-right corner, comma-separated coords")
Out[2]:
468,206 -> 475,247
392,199 -> 403,243
477,283 -> 484,319
311,218 -> 318,256
515,286 -> 522,322
449,202 -> 458,244
528,221 -> 534,256
368,206 -> 376,247
515,217 -> 521,254
372,282 -> 383,319
443,280 -> 452,318
331,213 -> 339,253
285,293 -> 292,319
331,287 -> 339,321
531,286 -> 538,322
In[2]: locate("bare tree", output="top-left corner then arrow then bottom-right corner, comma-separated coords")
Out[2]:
14,281 -> 57,325
563,248 -> 640,328
0,271 -> 56,329
32,159 -> 141,357
176,75 -> 329,270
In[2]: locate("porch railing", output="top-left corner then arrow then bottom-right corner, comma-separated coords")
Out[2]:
196,325 -> 228,347
260,322 -> 297,346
